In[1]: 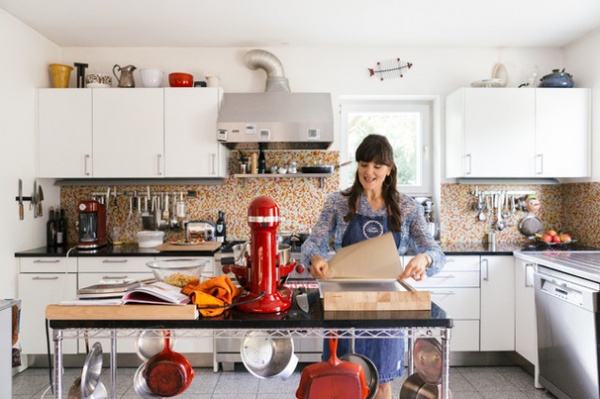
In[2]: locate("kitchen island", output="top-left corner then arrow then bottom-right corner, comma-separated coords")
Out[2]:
46,294 -> 453,399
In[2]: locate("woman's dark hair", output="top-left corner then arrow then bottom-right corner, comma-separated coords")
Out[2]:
343,134 -> 402,231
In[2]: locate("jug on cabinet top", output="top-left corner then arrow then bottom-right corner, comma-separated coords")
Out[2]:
113,64 -> 137,87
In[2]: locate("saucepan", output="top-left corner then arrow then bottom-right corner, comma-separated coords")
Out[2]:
135,330 -> 175,361
240,330 -> 298,380
143,332 -> 194,397
399,372 -> 453,399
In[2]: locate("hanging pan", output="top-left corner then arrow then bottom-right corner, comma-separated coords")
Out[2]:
296,336 -> 370,399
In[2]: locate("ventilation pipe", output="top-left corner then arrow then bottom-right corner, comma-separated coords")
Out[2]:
244,49 -> 291,93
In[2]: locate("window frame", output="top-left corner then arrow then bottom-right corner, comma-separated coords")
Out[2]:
339,97 -> 434,195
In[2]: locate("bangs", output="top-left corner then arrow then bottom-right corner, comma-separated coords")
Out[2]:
355,137 -> 394,166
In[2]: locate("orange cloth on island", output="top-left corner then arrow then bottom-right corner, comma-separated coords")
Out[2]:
181,275 -> 241,317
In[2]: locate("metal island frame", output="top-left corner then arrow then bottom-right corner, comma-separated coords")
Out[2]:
46,296 -> 453,399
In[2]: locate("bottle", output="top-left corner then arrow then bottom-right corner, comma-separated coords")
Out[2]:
46,207 -> 56,248
56,208 -> 67,248
250,153 -> 258,174
215,211 -> 226,243
258,143 -> 267,174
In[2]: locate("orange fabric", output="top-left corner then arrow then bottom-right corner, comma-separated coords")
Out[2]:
181,275 -> 241,317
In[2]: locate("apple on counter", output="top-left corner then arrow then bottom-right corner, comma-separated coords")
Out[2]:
536,230 -> 572,244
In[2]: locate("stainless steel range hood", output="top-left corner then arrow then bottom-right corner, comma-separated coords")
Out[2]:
217,50 -> 333,150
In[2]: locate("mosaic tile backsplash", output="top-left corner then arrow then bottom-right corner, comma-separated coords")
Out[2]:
60,150 -> 342,244
58,149 -> 600,248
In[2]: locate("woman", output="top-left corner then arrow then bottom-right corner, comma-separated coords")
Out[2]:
301,134 -> 445,399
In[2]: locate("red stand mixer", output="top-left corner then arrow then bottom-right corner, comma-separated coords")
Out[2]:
232,196 -> 296,313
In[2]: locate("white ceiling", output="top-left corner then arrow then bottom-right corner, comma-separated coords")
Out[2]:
1,0 -> 600,48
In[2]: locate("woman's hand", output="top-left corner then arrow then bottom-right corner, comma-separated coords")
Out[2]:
398,253 -> 430,281
309,254 -> 330,279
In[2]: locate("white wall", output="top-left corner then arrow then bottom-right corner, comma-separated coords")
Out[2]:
0,10 -> 61,297
564,27 -> 600,181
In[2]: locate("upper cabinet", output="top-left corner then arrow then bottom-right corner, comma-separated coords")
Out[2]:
445,88 -> 591,179
37,87 -> 226,179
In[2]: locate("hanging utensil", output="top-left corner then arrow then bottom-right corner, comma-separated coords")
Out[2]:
496,193 -> 506,231
37,185 -> 44,217
502,192 -> 510,219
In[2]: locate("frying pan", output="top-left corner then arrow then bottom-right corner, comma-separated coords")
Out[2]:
144,333 -> 194,397
400,372 -> 453,399
80,342 -> 103,398
340,353 -> 379,399
413,338 -> 442,385
296,336 -> 370,399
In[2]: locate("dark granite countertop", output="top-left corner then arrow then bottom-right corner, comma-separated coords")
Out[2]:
47,289 -> 453,330
15,243 -> 220,257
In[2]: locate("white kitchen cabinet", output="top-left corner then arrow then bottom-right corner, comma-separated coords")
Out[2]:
164,88 -> 227,178
514,258 -> 541,387
17,257 -> 78,355
445,88 -> 590,178
404,255 -> 480,351
92,89 -> 165,177
38,89 -> 93,177
535,88 -> 590,178
480,255 -> 515,351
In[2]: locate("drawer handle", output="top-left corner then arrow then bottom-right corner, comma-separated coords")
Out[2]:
431,275 -> 456,279
32,276 -> 59,280
33,259 -> 60,263
432,291 -> 456,295
101,259 -> 128,264
102,275 -> 128,280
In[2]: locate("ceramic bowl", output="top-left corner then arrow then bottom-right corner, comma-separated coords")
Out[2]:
140,68 -> 164,88
85,73 -> 112,88
169,72 -> 194,87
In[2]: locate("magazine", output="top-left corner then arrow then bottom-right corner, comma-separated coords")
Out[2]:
122,281 -> 191,305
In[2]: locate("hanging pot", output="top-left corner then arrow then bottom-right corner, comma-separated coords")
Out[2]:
240,330 -> 298,380
144,332 -> 194,397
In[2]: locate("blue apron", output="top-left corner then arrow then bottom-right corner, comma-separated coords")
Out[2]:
322,213 -> 405,383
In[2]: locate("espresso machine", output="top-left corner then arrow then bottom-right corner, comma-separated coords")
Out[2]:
77,200 -> 108,249
234,196 -> 295,313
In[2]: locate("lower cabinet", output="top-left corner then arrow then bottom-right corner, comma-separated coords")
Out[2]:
404,255 -> 480,351
514,258 -> 540,386
18,257 -> 78,355
480,255 -> 515,351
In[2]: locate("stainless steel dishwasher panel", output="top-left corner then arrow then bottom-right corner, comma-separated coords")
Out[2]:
534,267 -> 600,399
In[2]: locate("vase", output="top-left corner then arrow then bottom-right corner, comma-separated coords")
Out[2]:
49,64 -> 73,88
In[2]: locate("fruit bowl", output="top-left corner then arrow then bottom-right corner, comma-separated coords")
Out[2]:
169,72 -> 194,87
146,258 -> 210,287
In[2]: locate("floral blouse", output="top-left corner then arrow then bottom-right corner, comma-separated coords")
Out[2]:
301,191 -> 445,277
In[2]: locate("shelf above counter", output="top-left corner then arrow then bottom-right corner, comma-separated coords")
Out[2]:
233,172 -> 332,187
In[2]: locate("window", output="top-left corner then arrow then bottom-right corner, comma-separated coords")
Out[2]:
340,98 -> 433,195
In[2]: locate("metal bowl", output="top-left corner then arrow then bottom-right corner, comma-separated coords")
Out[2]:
240,330 -> 298,380
232,243 -> 292,266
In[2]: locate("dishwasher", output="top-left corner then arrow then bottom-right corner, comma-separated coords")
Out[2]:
534,266 -> 600,399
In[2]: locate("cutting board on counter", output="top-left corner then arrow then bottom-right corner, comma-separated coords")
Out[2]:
155,241 -> 222,252
320,279 -> 430,311
46,304 -> 198,320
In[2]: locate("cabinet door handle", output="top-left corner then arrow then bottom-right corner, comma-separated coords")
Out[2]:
431,275 -> 456,279
157,154 -> 162,176
536,154 -> 543,175
482,258 -> 489,281
102,275 -> 128,280
84,154 -> 91,176
465,154 -> 472,175
525,263 -> 535,288
211,153 -> 216,175
432,291 -> 456,295
101,259 -> 128,264
32,276 -> 59,280
33,259 -> 60,263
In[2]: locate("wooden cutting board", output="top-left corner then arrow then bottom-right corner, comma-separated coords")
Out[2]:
320,280 -> 431,311
46,304 -> 198,320
155,242 -> 222,252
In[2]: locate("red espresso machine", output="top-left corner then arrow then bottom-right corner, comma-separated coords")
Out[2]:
77,200 -> 108,249
236,196 -> 294,313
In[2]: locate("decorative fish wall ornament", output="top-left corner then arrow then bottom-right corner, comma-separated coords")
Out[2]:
369,58 -> 413,81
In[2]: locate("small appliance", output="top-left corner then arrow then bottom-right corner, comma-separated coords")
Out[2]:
77,200 -> 107,249
236,196 -> 294,313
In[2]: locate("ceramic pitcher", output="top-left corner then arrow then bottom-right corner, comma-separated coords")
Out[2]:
113,64 -> 136,88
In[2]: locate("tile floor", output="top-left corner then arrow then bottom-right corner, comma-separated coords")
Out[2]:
12,364 -> 557,398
